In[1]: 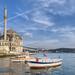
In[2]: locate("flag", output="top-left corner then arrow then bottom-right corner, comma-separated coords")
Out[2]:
43,53 -> 47,57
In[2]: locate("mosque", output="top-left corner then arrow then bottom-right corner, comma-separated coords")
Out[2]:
0,8 -> 23,54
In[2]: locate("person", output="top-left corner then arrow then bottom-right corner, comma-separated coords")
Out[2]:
43,53 -> 48,62
36,57 -> 39,62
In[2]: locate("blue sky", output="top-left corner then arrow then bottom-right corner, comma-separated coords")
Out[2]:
0,0 -> 75,49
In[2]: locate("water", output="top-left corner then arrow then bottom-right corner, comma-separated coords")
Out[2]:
0,53 -> 75,75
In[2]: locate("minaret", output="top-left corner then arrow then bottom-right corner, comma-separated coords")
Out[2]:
4,8 -> 7,41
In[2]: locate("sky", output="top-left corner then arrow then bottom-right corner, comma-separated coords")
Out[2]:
0,0 -> 75,49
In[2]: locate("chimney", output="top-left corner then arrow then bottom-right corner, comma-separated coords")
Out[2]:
4,8 -> 7,41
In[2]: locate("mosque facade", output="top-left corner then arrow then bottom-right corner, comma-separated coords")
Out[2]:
0,8 -> 23,54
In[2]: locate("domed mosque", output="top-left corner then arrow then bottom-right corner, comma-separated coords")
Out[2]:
0,8 -> 23,54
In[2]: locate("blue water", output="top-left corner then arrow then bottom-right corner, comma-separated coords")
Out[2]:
33,53 -> 75,75
0,53 -> 75,75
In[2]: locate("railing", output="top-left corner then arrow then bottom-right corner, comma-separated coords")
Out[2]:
0,40 -> 22,46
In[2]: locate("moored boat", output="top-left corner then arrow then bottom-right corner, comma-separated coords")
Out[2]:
26,58 -> 62,69
11,52 -> 35,62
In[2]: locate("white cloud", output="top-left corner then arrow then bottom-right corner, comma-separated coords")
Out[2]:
61,31 -> 75,40
25,27 -> 39,31
37,0 -> 75,15
39,0 -> 66,7
25,39 -> 60,49
16,12 -> 29,20
45,26 -> 75,48
32,11 -> 55,27
24,25 -> 75,49
60,31 -> 75,48
24,32 -> 33,37
33,18 -> 54,27
23,26 -> 75,49
51,26 -> 75,33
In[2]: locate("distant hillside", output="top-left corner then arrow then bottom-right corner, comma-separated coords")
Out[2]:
47,48 -> 75,53
23,47 -> 75,53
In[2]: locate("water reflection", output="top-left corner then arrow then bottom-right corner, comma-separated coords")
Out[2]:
30,66 -> 62,75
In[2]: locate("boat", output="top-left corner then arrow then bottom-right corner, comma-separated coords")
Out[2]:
26,58 -> 62,69
11,51 -> 35,62
11,52 -> 62,68
11,56 -> 36,62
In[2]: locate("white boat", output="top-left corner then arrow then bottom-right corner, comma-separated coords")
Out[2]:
11,52 -> 35,62
11,57 -> 36,62
11,51 -> 30,62
26,58 -> 62,69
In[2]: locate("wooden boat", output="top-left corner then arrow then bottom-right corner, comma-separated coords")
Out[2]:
26,58 -> 62,69
11,53 -> 35,62
11,51 -> 31,62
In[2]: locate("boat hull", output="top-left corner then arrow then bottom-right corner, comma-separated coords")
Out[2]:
27,61 -> 62,69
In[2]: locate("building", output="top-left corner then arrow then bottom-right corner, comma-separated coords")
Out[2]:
0,8 -> 23,54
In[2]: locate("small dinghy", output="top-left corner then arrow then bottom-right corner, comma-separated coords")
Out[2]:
26,58 -> 62,69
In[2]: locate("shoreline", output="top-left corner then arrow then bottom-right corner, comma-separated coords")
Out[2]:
0,54 -> 16,58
